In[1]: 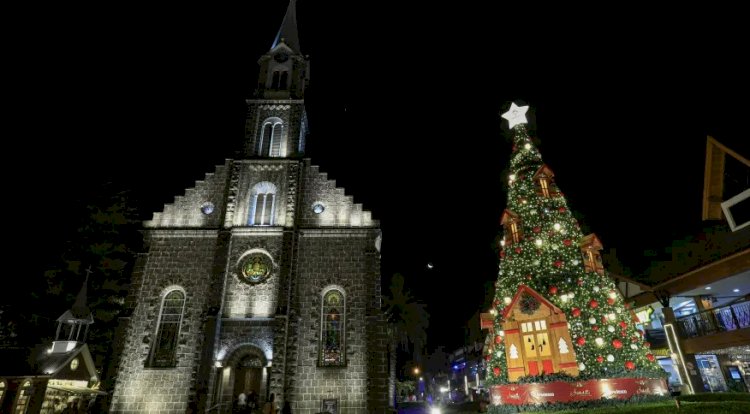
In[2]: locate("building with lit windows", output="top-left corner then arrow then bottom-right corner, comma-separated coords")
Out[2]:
108,2 -> 388,413
616,137 -> 750,394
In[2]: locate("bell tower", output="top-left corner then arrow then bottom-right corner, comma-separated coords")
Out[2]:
244,0 -> 310,158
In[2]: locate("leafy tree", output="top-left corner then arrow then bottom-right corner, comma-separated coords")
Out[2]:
383,273 -> 429,407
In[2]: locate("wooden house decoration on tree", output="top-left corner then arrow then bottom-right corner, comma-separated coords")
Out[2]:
533,165 -> 556,197
579,233 -> 604,275
500,210 -> 522,244
500,285 -> 579,382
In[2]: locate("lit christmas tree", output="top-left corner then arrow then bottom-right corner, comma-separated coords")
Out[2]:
483,103 -> 666,405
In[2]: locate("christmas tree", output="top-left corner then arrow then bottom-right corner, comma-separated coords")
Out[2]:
484,103 -> 665,388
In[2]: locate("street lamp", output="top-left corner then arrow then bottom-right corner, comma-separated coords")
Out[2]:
413,367 -> 420,375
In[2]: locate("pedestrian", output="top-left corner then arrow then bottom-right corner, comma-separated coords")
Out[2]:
262,393 -> 277,414
281,401 -> 292,414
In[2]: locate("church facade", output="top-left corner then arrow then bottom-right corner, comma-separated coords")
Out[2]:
109,2 -> 388,413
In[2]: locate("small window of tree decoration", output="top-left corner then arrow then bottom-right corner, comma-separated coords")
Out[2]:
240,254 -> 272,284
501,210 -> 522,244
319,289 -> 346,366
579,233 -> 605,275
533,165 -> 556,198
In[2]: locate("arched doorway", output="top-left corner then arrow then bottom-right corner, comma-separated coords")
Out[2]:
217,344 -> 269,413
234,355 -> 263,405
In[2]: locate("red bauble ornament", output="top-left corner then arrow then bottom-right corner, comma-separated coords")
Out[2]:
643,341 -> 651,348
549,286 -> 558,295
631,336 -> 639,343
624,303 -> 631,309
620,330 -> 627,337
596,356 -> 604,363
589,299 -> 599,309
563,239 -> 572,246
646,353 -> 655,362
499,251 -> 506,259
619,321 -> 628,329
607,298 -> 615,305
533,226 -> 541,233
493,367 -> 501,377
577,278 -> 583,286
571,307 -> 581,317
592,325 -> 599,331
612,339 -> 623,349
495,335 -> 503,344
485,354 -> 492,362
493,299 -> 500,307
625,361 -> 635,370
554,260 -> 563,268
515,247 -> 522,254
558,207 -> 566,212
576,337 -> 586,346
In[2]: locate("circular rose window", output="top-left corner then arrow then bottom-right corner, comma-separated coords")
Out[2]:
240,255 -> 272,283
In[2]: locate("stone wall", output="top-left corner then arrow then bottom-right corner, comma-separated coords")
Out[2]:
110,230 -> 220,414
288,229 -> 385,414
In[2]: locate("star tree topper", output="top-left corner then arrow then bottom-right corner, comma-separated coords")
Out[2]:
501,103 -> 529,128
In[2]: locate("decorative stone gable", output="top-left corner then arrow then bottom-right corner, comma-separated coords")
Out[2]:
298,161 -> 377,228
145,162 -> 230,228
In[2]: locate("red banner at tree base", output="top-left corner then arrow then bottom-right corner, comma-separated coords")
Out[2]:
490,378 -> 667,405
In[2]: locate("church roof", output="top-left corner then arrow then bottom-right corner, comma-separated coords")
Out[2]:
57,274 -> 93,323
272,0 -> 301,54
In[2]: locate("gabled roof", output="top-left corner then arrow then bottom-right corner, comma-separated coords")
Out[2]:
579,233 -> 603,250
502,284 -> 563,319
533,164 -> 555,180
36,343 -> 98,381
703,136 -> 750,221
500,209 -> 520,225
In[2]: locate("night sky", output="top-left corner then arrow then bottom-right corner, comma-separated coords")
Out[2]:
8,2 -> 749,353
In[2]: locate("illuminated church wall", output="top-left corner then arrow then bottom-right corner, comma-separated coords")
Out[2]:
110,231 -> 221,413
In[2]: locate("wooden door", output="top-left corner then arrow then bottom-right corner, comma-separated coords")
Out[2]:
520,320 -> 555,376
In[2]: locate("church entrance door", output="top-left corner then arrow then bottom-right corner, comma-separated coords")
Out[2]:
233,355 -> 263,408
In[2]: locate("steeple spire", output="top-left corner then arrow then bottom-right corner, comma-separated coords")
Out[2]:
272,0 -> 301,54
52,267 -> 94,350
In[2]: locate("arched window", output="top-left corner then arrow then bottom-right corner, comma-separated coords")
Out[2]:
249,182 -> 277,226
319,288 -> 346,366
271,71 -> 280,89
14,380 -> 31,414
258,118 -> 283,157
279,71 -> 288,89
0,380 -> 6,408
148,289 -> 186,368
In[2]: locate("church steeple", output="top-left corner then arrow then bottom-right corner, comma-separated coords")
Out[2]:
244,0 -> 310,158
272,0 -> 301,55
51,268 -> 94,353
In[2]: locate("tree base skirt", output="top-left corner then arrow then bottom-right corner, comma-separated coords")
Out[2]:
490,378 -> 668,405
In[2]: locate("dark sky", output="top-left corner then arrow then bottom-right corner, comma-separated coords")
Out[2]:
9,2 -> 750,352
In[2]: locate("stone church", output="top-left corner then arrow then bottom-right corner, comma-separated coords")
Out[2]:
110,2 -> 388,413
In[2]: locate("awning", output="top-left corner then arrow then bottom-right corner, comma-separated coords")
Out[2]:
46,384 -> 107,396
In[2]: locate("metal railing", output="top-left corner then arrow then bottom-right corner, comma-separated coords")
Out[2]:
676,301 -> 750,338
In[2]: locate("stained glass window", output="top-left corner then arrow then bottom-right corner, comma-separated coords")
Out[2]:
320,289 -> 345,366
14,380 -> 30,414
148,290 -> 185,368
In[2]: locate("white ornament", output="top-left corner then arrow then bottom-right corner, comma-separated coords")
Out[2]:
578,363 -> 586,371
571,258 -> 577,264
607,354 -> 614,362
558,338 -> 569,354
595,337 -> 604,346
504,297 -> 512,305
589,317 -> 596,325
533,260 -> 540,266
535,239 -> 543,246
630,344 -> 638,350
501,103 -> 530,128
509,344 -> 519,359
524,143 -> 531,150
607,325 -> 615,333
553,223 -> 561,231
593,286 -> 600,292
